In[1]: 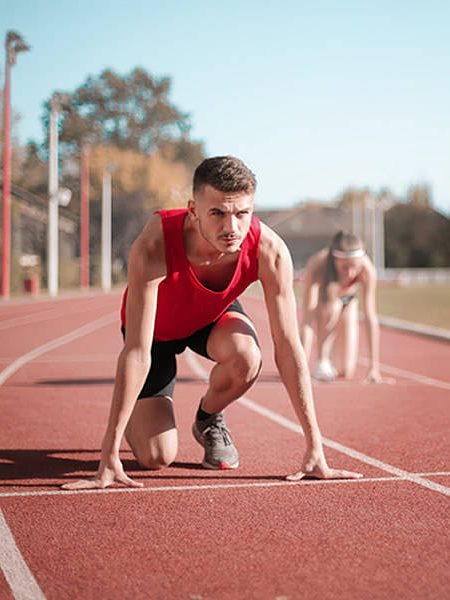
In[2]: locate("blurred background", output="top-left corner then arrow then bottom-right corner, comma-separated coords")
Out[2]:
1,1 -> 449,329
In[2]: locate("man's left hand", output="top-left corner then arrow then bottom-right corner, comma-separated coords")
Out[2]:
285,449 -> 363,481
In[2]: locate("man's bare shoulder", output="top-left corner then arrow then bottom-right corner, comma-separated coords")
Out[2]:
258,222 -> 290,261
129,213 -> 166,280
257,223 -> 294,284
132,213 -> 162,250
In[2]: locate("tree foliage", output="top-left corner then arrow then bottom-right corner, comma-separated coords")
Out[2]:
41,68 -> 196,155
385,203 -> 450,267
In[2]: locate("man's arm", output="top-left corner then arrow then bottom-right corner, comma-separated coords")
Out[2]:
63,215 -> 166,490
361,261 -> 382,383
258,224 -> 362,480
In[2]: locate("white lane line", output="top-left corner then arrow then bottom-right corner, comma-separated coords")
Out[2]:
0,509 -> 46,600
0,476 -> 410,499
0,355 -> 118,364
358,357 -> 450,391
0,309 -> 59,331
0,310 -> 118,600
413,472 -> 450,477
0,474 -> 449,500
185,351 -> 450,498
0,312 -> 117,387
0,294 -> 120,332
246,294 -> 450,391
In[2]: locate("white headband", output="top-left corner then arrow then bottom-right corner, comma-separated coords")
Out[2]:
332,248 -> 366,259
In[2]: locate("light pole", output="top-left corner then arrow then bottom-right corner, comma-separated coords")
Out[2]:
80,143 -> 90,289
375,192 -> 393,278
101,164 -> 113,292
47,93 -> 71,297
1,31 -> 30,298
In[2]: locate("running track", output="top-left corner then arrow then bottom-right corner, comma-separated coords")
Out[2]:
0,290 -> 449,600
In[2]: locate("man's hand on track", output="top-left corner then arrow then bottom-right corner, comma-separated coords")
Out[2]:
61,457 -> 143,490
285,448 -> 363,481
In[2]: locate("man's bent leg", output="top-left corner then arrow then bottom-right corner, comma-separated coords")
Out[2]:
125,396 -> 178,470
203,311 -> 262,413
191,310 -> 261,469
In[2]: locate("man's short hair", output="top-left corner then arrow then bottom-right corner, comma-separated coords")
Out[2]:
193,156 -> 257,196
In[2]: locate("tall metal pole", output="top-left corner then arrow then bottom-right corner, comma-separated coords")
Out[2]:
101,169 -> 112,292
370,195 -> 377,270
364,192 -> 371,256
376,206 -> 385,276
80,144 -> 90,289
47,97 -> 59,297
1,32 -> 30,299
1,49 -> 12,298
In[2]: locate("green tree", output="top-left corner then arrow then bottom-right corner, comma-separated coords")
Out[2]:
41,68 -> 198,156
406,183 -> 432,207
385,203 -> 450,267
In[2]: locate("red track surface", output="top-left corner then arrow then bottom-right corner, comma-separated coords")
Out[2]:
0,290 -> 449,599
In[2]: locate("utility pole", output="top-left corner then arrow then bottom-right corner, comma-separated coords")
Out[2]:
101,166 -> 113,292
80,144 -> 90,289
47,95 -> 60,297
47,93 -> 71,297
1,31 -> 30,298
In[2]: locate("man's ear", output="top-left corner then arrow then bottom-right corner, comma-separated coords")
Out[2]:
188,199 -> 198,221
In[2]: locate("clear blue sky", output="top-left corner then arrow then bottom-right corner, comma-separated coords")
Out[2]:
2,0 -> 450,214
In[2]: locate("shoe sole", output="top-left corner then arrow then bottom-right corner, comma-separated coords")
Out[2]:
192,424 -> 239,470
201,458 -> 240,470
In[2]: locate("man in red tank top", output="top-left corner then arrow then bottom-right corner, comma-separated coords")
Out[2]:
64,156 -> 362,490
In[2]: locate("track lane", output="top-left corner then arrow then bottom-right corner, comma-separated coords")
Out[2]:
0,290 -> 449,599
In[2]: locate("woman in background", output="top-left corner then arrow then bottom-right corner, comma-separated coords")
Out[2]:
300,231 -> 382,382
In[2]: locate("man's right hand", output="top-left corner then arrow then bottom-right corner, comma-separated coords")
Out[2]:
61,455 -> 143,490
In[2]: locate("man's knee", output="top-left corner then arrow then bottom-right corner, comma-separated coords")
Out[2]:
135,441 -> 178,470
232,341 -> 262,384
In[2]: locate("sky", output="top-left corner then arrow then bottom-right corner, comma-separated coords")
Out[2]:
2,0 -> 450,214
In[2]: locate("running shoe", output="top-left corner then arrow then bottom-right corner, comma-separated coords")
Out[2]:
192,412 -> 239,469
312,359 -> 337,382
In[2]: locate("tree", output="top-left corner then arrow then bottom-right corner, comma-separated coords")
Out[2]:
406,183 -> 432,207
41,68 -> 198,156
385,203 -> 450,267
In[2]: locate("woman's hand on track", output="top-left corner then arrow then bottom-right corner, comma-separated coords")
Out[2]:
61,456 -> 143,490
285,448 -> 363,482
363,368 -> 383,383
363,368 -> 395,384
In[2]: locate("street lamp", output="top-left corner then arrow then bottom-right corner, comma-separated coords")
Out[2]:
101,163 -> 115,292
1,31 -> 30,298
48,92 -> 71,297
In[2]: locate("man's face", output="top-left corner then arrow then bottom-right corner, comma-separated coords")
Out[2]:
189,184 -> 254,254
334,256 -> 364,284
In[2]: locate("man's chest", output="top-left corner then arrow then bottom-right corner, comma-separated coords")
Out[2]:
190,259 -> 238,292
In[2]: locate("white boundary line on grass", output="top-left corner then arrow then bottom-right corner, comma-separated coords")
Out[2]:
185,351 -> 450,498
0,509 -> 46,600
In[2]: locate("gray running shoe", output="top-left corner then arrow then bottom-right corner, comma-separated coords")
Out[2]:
192,412 -> 239,470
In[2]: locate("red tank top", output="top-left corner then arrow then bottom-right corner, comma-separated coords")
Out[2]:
120,208 -> 261,341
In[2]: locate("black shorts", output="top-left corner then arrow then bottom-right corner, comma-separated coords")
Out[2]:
121,298 -> 259,399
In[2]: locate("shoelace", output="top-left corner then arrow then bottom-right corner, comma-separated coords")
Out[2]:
202,424 -> 232,447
